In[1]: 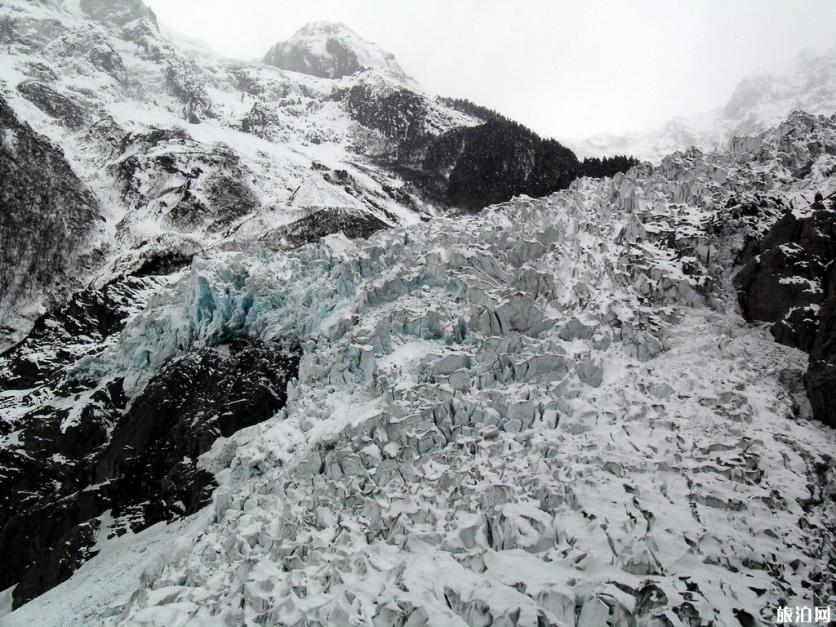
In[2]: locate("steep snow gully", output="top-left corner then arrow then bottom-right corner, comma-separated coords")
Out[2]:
1,0 -> 836,625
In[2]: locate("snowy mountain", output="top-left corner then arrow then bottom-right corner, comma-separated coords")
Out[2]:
0,0 -> 584,350
1,0 -> 836,624
573,43 -> 836,163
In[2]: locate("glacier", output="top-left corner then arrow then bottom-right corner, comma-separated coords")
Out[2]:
4,111 -> 834,626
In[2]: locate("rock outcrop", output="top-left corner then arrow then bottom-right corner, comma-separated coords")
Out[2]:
736,208 -> 834,351
0,0 -> 614,349
79,0 -> 158,27
808,264 -> 836,427
2,335 -> 300,608
735,198 -> 836,426
0,95 -> 100,329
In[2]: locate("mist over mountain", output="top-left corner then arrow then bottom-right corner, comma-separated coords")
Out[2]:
0,1 -> 834,625
572,43 -> 836,163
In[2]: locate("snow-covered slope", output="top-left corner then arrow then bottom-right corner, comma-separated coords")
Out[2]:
0,0 -> 590,351
4,111 -> 834,625
1,0 -> 586,349
573,44 -> 836,163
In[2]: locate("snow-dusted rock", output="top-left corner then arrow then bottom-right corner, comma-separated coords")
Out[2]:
0,0 -> 582,346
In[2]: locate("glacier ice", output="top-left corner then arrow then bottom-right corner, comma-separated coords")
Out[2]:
8,112 -> 828,627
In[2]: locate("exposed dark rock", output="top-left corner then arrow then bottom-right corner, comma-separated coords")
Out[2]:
2,337 -> 301,608
88,42 -> 128,83
110,129 -> 260,230
635,582 -> 668,617
735,211 -> 836,352
0,276 -> 159,390
724,193 -> 789,245
0,380 -> 122,606
0,276 -> 159,603
0,95 -> 100,313
733,608 -> 757,627
263,208 -> 389,249
263,22 -> 406,80
166,172 -> 260,230
17,81 -> 90,130
734,206 -> 836,426
97,339 -> 301,521
132,250 -> 194,277
807,266 -> 836,427
0,276 -> 156,602
266,36 -> 363,79
10,507 -> 103,609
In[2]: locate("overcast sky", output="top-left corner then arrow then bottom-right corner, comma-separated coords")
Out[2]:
144,0 -> 836,140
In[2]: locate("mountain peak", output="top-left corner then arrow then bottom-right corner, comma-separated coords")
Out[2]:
263,21 -> 411,82
293,21 -> 355,37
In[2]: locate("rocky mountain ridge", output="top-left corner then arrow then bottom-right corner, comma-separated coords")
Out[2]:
263,21 -> 413,83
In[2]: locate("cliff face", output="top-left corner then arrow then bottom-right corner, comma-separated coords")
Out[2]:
0,96 -> 101,331
263,21 -> 410,82
735,198 -> 836,427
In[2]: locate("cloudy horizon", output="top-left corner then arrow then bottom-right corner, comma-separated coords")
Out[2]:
145,0 -> 836,141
